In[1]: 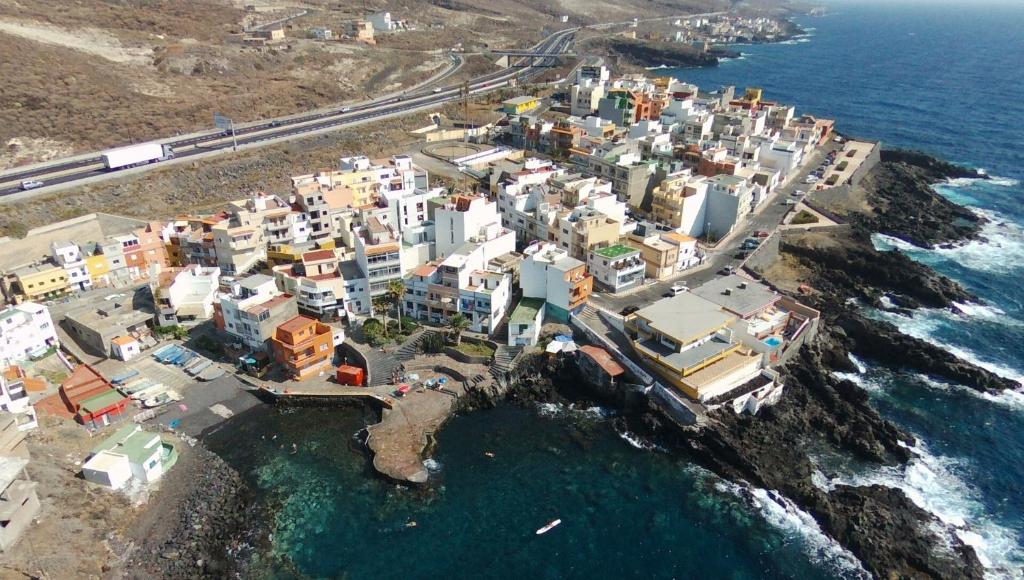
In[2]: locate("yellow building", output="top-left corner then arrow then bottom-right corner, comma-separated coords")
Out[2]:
626,292 -> 762,402
8,263 -> 69,302
85,254 -> 112,286
502,96 -> 541,115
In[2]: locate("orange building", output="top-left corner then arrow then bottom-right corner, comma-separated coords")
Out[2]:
271,315 -> 335,381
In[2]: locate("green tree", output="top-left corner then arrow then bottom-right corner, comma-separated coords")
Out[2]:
372,296 -> 392,338
386,279 -> 406,329
447,314 -> 471,347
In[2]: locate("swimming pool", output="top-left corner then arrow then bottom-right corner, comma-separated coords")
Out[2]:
763,336 -> 783,348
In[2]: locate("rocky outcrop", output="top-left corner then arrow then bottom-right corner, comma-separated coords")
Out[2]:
126,446 -> 263,579
584,37 -> 727,70
646,337 -> 985,580
855,153 -> 986,247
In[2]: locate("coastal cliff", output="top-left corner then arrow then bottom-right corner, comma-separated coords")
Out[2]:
582,37 -> 738,71
672,151 -> 1014,579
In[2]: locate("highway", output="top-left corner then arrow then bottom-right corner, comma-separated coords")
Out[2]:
0,26 -> 578,197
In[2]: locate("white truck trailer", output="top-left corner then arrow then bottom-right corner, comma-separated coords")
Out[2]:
101,142 -> 174,170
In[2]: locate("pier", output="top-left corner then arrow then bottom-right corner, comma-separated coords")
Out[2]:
254,353 -> 495,484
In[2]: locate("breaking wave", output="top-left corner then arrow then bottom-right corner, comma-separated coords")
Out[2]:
830,440 -> 1024,576
710,478 -> 870,578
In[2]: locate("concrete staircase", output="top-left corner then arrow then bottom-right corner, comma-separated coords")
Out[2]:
367,331 -> 437,387
490,344 -> 524,381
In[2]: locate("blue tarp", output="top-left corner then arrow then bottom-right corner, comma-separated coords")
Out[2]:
554,335 -> 573,342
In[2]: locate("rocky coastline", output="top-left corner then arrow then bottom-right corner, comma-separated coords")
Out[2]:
655,151 -> 1013,578
120,444 -> 266,579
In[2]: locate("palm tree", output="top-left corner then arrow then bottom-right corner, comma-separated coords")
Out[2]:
386,279 -> 406,330
372,295 -> 391,338
447,314 -> 471,347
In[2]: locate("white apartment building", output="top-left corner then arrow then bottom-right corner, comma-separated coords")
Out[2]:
153,265 -> 221,327
706,174 -> 755,239
354,217 -> 403,297
570,78 -> 606,117
520,242 -> 592,323
587,244 -> 646,294
50,241 -> 92,292
434,194 -> 508,259
0,303 -> 58,363
218,274 -> 298,350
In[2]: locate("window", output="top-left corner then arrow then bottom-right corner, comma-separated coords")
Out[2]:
320,344 -> 329,351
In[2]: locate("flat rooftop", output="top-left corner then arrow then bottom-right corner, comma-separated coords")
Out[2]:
692,275 -> 779,318
633,293 -> 734,342
640,335 -> 736,372
593,244 -> 638,259
510,298 -> 545,323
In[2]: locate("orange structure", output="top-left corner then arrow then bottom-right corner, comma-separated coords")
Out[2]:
271,315 -> 334,381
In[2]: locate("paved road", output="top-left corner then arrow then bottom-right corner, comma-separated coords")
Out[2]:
0,28 -> 577,195
591,142 -> 840,313
0,10 -> 728,197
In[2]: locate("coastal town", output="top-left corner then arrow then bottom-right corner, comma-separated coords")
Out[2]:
0,51 -> 870,561
1,2 -> 1016,579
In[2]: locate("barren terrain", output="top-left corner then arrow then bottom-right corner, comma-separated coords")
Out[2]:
0,0 -> 724,166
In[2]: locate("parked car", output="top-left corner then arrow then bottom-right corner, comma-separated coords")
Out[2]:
620,305 -> 640,316
784,199 -> 798,206
719,265 -> 736,276
753,230 -> 770,238
669,283 -> 688,296
268,120 -> 281,127
20,180 -> 44,190
342,107 -> 352,113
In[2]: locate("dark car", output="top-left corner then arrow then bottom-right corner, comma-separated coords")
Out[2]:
620,305 -> 640,316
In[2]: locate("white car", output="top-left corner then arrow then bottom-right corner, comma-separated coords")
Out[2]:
669,283 -> 689,295
20,180 -> 44,190
341,107 -> 352,113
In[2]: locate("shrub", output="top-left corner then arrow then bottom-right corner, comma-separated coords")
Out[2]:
155,325 -> 189,340
791,210 -> 820,225
421,332 -> 446,354
400,316 -> 420,333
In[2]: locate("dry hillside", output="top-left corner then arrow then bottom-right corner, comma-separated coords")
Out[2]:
0,0 -> 725,167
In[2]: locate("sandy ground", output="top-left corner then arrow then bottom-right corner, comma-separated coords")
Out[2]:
0,18 -> 151,64
0,415 -> 137,579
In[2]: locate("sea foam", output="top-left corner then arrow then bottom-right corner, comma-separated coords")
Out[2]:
831,440 -> 1024,576
709,477 -> 870,578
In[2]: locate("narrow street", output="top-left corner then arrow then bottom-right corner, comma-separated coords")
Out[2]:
590,141 -> 839,313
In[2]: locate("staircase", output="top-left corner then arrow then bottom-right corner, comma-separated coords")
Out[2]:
367,331 -> 435,387
490,344 -> 524,381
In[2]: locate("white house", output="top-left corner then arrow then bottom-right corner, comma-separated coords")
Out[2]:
0,368 -> 37,431
508,297 -> 544,346
0,303 -> 58,363
110,336 -> 142,362
50,241 -> 92,292
153,265 -> 221,327
368,11 -> 400,32
81,425 -> 175,490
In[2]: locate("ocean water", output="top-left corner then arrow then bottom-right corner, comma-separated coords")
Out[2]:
206,3 -> 1024,578
207,404 -> 868,579
673,2 -> 1024,576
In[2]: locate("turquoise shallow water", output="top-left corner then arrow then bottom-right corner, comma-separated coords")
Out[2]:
206,404 -> 863,579
206,2 -> 1024,577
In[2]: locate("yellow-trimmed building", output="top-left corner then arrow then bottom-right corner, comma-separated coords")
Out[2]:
84,252 -> 112,287
626,292 -> 763,402
7,263 -> 69,302
502,96 -> 541,115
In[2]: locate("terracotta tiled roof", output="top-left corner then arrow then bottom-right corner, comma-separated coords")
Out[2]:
579,345 -> 625,377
